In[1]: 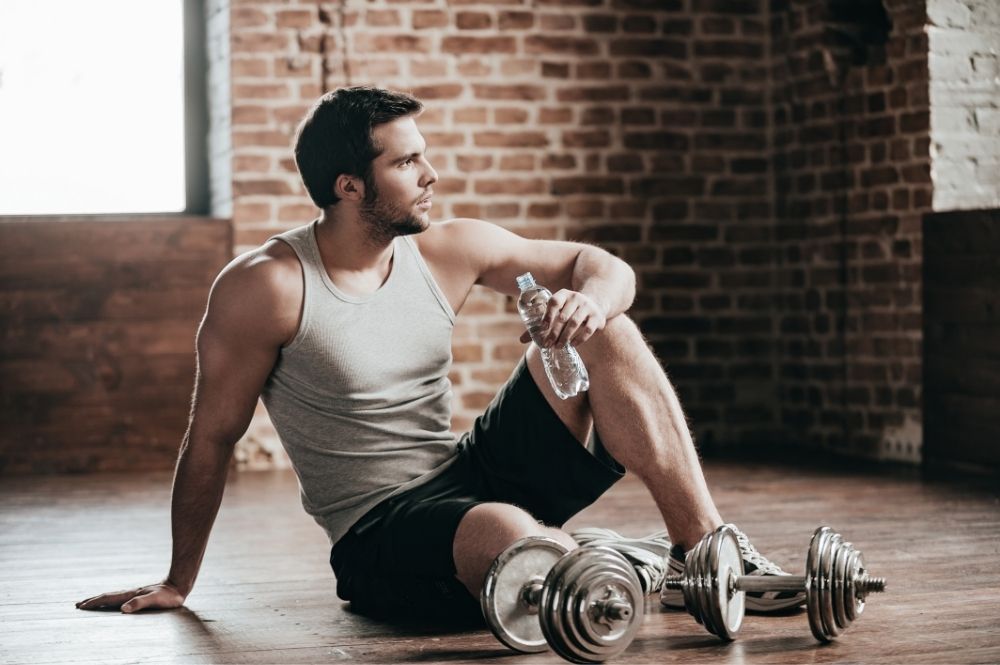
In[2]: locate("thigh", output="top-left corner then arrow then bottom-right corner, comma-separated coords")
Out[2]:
330,463 -> 486,621
464,354 -> 625,527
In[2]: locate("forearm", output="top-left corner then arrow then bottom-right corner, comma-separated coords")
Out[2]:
166,431 -> 234,596
571,246 -> 636,319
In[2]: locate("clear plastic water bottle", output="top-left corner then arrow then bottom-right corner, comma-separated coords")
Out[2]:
516,272 -> 590,399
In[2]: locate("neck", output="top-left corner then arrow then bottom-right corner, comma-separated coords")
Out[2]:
315,207 -> 395,275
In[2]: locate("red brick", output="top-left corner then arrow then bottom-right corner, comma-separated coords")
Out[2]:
623,15 -> 657,33
617,61 -> 652,79
365,9 -> 400,27
540,14 -> 576,30
413,10 -> 447,29
495,108 -> 530,124
232,32 -> 290,54
410,59 -> 449,77
556,85 -> 629,102
484,203 -> 520,219
457,11 -> 492,29
233,155 -> 271,173
500,59 -> 537,76
232,7 -> 270,28
561,130 -> 610,148
233,105 -> 269,125
442,36 -> 517,54
276,9 -> 314,29
410,84 -> 463,100
234,179 -> 295,196
234,202 -> 272,224
233,83 -> 291,100
498,155 -> 536,171
525,35 -> 599,56
475,179 -> 543,197
528,202 -> 561,218
474,132 -> 549,148
551,177 -> 625,195
233,131 -> 293,149
610,39 -> 686,58
583,14 -> 617,32
472,84 -> 547,101
232,57 -> 270,78
577,62 -> 612,79
454,107 -> 489,124
542,62 -> 571,78
278,204 -> 318,222
457,59 -> 493,76
499,11 -> 534,30
542,154 -> 577,169
539,107 -> 573,124
456,155 -> 493,172
355,34 -> 431,53
565,200 -> 606,218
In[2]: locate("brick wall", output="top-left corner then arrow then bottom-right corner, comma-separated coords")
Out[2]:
770,0 -> 929,462
928,0 -> 1000,210
222,0 -> 951,469
226,0 -> 782,467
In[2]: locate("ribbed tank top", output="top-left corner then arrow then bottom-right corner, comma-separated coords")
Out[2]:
261,220 -> 459,546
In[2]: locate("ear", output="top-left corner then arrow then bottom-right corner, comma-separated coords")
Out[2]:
334,173 -> 365,202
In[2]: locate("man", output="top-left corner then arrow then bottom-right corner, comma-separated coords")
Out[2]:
76,86 -> 803,620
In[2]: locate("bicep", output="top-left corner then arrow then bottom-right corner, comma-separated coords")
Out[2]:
186,260 -> 295,446
453,219 -> 588,297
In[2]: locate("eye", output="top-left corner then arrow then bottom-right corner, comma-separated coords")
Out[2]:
400,158 -> 414,168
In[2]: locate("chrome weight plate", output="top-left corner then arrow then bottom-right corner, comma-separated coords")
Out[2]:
539,546 -> 644,663
709,526 -> 746,640
481,536 -> 569,653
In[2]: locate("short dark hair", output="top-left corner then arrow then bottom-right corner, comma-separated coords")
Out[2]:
293,86 -> 423,208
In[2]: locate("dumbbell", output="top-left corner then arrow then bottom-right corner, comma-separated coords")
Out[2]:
662,525 -> 886,642
481,536 -> 645,663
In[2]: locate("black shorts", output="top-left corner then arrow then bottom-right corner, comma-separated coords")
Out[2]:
329,354 -> 625,621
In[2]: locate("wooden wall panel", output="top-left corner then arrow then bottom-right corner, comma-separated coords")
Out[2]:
0,216 -> 232,474
923,209 -> 1000,472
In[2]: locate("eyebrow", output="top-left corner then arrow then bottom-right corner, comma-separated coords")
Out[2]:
390,143 -> 427,164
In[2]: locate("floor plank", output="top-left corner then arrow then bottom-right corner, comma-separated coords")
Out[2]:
1,460 -> 998,664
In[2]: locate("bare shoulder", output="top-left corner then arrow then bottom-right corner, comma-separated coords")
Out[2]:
203,239 -> 303,348
417,218 -> 588,297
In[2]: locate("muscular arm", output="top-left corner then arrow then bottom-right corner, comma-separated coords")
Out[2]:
77,245 -> 301,612
441,218 -> 636,347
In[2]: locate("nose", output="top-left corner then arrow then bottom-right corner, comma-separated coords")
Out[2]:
421,159 -> 438,187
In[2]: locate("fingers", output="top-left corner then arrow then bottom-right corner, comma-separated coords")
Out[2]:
76,589 -> 138,611
77,584 -> 184,613
521,290 -> 606,348
121,589 -> 159,614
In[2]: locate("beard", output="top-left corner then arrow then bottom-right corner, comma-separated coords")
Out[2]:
358,177 -> 428,245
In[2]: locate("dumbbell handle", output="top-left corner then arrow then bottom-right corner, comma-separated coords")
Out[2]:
664,573 -> 886,595
521,580 -> 633,622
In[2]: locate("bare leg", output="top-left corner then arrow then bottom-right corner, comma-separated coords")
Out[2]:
453,503 -> 577,596
526,314 -> 723,550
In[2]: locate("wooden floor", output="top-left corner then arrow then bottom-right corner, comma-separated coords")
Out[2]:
2,459 -> 998,664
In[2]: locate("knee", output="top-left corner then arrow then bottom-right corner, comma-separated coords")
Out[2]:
584,313 -> 644,356
456,503 -> 545,550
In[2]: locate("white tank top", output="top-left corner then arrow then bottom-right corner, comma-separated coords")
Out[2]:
261,220 -> 459,545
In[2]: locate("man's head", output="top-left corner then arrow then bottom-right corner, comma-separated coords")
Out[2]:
295,86 -> 438,241
294,86 -> 424,209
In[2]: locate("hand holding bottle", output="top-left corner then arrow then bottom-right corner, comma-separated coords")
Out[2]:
516,273 -> 592,399
516,287 -> 607,348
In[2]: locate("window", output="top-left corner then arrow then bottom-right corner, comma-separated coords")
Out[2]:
0,0 -> 205,215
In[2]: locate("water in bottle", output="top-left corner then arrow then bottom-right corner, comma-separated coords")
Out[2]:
515,272 -> 590,399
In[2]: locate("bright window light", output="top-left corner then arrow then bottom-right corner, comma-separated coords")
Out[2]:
0,1 -> 186,215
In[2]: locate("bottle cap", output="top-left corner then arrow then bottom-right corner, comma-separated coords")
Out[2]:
515,272 -> 535,291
